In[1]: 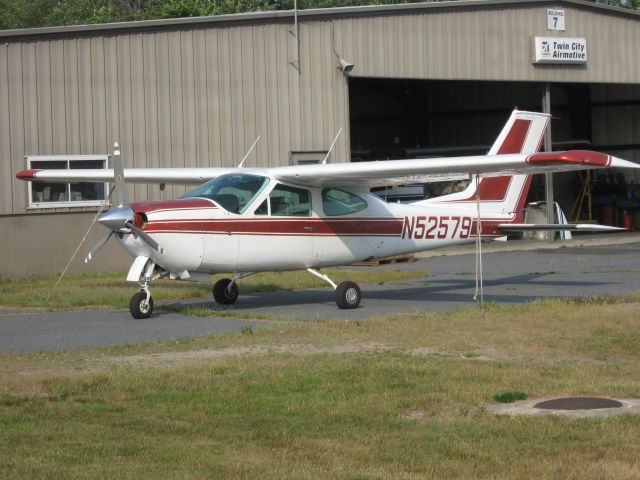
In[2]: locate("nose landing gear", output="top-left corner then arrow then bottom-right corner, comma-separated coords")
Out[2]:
127,258 -> 167,319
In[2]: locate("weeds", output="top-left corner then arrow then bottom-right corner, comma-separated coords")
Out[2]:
493,390 -> 528,403
241,326 -> 254,335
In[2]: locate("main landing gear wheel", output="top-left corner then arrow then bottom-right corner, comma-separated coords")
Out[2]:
213,278 -> 239,305
336,281 -> 361,309
130,290 -> 154,319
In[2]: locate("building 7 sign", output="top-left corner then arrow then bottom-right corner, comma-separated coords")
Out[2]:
533,37 -> 587,64
547,9 -> 565,31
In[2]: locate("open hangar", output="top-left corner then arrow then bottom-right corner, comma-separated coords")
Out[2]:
0,0 -> 639,276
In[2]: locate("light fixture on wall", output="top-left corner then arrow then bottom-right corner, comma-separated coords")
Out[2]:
337,57 -> 354,76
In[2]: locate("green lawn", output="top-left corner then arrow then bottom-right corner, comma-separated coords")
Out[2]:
2,296 -> 640,478
0,268 -> 422,310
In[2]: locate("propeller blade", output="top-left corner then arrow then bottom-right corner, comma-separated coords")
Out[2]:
125,221 -> 164,254
113,142 -> 125,207
84,231 -> 114,263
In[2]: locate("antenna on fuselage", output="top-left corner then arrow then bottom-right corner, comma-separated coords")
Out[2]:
237,136 -> 261,168
321,127 -> 343,165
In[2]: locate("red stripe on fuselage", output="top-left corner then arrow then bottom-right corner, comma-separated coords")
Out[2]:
129,198 -> 217,214
144,218 -> 404,236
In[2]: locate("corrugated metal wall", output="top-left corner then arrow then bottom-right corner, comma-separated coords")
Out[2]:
2,3 -> 640,216
333,6 -> 640,83
0,21 -> 350,215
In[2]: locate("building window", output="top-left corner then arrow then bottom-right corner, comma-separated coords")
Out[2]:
27,155 -> 108,208
290,151 -> 327,165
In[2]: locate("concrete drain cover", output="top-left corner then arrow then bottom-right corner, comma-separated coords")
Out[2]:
534,397 -> 623,410
488,396 -> 640,418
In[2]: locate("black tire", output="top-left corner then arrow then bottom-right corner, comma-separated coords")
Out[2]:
129,290 -> 154,319
213,278 -> 239,305
336,281 -> 361,309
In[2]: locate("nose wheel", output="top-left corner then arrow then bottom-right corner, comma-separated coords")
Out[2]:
128,259 -> 164,319
130,290 -> 154,319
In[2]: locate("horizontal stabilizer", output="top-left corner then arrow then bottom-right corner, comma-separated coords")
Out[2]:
498,223 -> 625,232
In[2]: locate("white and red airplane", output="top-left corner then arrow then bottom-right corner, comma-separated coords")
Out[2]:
16,110 -> 639,318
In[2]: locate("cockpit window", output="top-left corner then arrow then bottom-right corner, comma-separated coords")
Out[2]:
181,173 -> 269,214
322,188 -> 367,216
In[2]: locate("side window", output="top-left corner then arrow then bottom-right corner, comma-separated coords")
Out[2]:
322,188 -> 367,216
270,184 -> 312,217
27,156 -> 108,208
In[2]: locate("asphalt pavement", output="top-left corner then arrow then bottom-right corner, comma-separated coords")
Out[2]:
2,233 -> 639,353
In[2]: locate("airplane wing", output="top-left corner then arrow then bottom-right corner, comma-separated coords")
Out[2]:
16,150 -> 638,188
16,167 -> 235,185
270,150 -> 639,188
16,110 -> 638,187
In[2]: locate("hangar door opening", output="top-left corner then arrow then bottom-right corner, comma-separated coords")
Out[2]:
348,78 -> 640,227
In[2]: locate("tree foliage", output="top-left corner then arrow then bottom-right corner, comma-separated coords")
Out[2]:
0,0 -> 637,30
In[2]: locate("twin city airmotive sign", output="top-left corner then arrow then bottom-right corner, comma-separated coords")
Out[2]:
533,37 -> 587,65
533,8 -> 587,65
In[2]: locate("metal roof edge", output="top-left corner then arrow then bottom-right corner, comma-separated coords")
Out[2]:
0,0 -> 638,42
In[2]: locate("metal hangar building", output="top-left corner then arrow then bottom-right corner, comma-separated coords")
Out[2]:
1,0 -> 639,275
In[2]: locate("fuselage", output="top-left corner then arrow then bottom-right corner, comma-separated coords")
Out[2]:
115,173 -> 519,277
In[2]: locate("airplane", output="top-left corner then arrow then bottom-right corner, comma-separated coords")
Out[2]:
16,109 -> 640,319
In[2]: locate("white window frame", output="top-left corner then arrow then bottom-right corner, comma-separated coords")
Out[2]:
290,151 -> 327,165
26,155 -> 110,209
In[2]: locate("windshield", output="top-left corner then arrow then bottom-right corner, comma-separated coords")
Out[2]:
181,173 -> 269,214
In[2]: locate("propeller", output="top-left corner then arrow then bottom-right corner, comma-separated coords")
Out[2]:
84,143 -> 164,263
112,142 -> 125,207
125,220 -> 164,254
85,231 -> 113,263
46,143 -> 163,302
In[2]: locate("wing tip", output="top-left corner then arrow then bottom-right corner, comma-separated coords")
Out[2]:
609,156 -> 640,169
16,169 -> 40,181
526,151 -> 640,170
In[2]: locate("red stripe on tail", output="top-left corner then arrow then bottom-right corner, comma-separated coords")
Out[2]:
476,118 -> 532,201
496,119 -> 531,154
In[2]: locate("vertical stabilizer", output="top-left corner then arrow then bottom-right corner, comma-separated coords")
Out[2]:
416,109 -> 550,220
487,109 -> 550,155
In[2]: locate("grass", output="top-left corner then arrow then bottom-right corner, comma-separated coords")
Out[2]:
2,295 -> 640,477
0,268 -> 423,310
493,391 -> 528,403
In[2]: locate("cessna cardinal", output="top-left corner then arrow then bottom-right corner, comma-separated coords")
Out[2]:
16,110 -> 639,318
